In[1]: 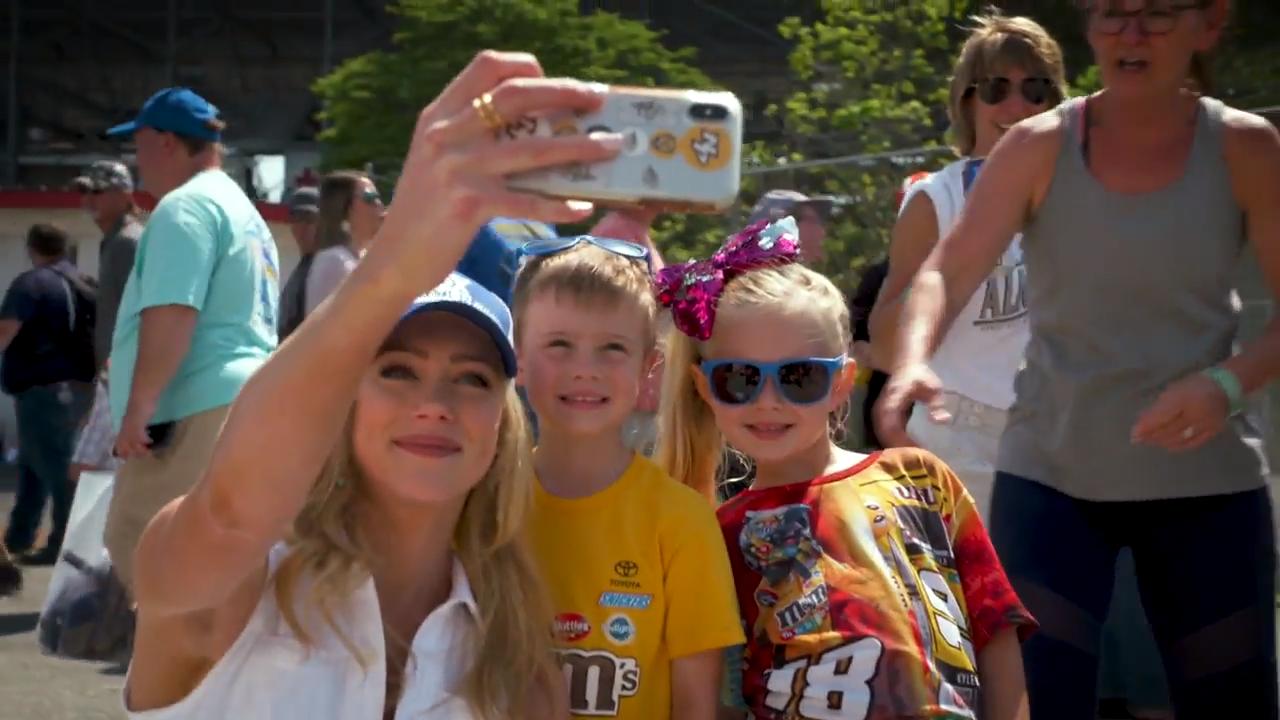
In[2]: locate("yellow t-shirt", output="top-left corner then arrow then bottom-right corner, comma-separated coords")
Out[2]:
529,453 -> 745,719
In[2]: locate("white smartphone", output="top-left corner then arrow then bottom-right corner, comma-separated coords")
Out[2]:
502,86 -> 743,214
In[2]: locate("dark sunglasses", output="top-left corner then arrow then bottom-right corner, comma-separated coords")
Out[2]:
699,356 -> 847,406
360,188 -> 383,205
519,235 -> 651,268
965,77 -> 1056,106
1087,2 -> 1206,36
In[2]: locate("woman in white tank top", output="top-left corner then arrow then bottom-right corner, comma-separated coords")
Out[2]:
870,12 -> 1066,517
121,52 -> 629,720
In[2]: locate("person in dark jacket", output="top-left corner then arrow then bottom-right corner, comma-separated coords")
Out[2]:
276,186 -> 320,340
849,258 -> 892,449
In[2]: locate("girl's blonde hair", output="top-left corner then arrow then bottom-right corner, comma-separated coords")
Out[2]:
272,386 -> 556,719
655,263 -> 851,501
947,11 -> 1068,156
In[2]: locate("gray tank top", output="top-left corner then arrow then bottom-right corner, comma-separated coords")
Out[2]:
997,96 -> 1267,501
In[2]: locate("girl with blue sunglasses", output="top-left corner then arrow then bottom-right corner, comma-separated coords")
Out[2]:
654,216 -> 1036,720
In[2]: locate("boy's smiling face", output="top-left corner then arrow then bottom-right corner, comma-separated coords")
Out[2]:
517,290 -> 655,439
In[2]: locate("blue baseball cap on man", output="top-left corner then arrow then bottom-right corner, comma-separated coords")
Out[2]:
402,272 -> 517,378
105,87 -> 223,142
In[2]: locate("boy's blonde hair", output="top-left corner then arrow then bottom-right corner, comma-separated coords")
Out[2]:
948,11 -> 1068,156
655,263 -> 850,501
273,386 -> 557,719
511,243 -> 657,347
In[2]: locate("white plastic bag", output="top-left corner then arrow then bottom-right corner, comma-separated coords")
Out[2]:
37,470 -> 134,662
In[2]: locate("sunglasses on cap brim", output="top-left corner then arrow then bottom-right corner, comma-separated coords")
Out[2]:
699,356 -> 848,406
519,235 -> 652,270
964,77 -> 1057,106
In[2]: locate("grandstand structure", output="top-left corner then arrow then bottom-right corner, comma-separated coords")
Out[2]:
3,0 -> 393,193
1,0 -> 808,194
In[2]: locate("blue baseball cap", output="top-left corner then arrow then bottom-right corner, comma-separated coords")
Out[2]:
402,272 -> 517,378
106,87 -> 223,142
456,218 -> 556,305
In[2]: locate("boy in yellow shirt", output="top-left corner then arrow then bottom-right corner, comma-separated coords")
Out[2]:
513,235 -> 744,719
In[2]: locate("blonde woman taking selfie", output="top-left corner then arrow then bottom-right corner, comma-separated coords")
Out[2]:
121,51 -> 625,720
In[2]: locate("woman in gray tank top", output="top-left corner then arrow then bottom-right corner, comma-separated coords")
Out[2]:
877,3 -> 1279,718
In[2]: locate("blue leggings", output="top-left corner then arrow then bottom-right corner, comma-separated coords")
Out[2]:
989,472 -> 1278,720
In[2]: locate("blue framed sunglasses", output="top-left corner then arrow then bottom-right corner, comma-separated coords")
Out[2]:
699,355 -> 848,406
519,235 -> 651,268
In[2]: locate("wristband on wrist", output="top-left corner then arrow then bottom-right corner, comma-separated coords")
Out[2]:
1201,365 -> 1246,416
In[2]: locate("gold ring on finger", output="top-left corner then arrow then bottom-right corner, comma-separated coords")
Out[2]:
472,92 -> 506,132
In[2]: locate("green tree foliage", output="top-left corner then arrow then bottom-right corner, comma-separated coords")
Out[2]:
313,0 -> 712,181
1188,0 -> 1280,108
313,0 -> 1280,281
756,0 -> 957,292
991,0 -> 1280,107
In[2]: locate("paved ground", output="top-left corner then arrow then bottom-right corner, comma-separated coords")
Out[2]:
0,469 -> 125,720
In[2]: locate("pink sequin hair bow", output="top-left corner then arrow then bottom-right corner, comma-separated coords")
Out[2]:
654,216 -> 801,341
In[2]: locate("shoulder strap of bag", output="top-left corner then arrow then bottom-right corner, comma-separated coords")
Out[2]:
46,267 -> 78,332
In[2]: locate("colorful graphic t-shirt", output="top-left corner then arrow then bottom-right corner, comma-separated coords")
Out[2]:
528,454 -> 744,719
717,448 -> 1035,719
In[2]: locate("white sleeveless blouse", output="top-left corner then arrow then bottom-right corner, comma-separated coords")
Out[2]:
125,544 -> 480,720
901,158 -> 1029,410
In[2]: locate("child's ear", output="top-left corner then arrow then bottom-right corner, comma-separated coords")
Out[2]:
831,361 -> 859,405
690,363 -> 714,406
514,350 -> 526,388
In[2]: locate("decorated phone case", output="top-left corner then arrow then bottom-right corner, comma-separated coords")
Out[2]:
504,87 -> 743,213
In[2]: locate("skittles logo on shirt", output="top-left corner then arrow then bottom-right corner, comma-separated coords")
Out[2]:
553,613 -> 591,643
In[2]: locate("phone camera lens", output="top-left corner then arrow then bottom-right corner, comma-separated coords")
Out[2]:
689,104 -> 728,121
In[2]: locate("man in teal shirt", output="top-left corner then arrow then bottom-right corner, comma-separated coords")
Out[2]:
102,87 -> 278,592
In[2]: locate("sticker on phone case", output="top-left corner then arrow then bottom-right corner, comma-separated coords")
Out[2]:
622,128 -> 647,156
650,131 -> 677,158
560,163 -> 597,182
500,116 -> 539,141
679,126 -> 731,172
552,118 -> 580,137
628,100 -> 667,123
642,166 -> 659,189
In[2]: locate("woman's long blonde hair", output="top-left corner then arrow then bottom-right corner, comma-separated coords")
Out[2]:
655,263 -> 851,501
272,386 -> 556,719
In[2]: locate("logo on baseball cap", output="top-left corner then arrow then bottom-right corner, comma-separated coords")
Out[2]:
72,160 -> 134,193
402,272 -> 517,378
106,87 -> 223,142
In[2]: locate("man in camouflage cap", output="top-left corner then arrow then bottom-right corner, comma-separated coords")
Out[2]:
72,160 -> 141,371
746,189 -> 833,265
276,186 -> 320,340
65,160 -> 143,540
73,159 -> 134,196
